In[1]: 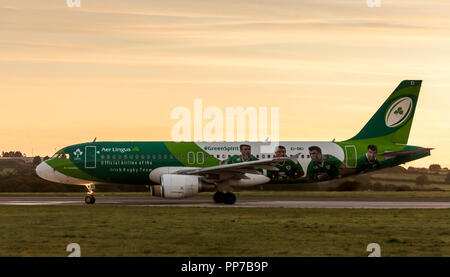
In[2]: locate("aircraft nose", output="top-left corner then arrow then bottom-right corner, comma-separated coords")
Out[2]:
36,161 -> 54,181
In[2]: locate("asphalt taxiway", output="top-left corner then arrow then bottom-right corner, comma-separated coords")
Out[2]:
0,196 -> 450,208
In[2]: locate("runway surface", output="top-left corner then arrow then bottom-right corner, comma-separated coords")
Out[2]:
0,196 -> 450,208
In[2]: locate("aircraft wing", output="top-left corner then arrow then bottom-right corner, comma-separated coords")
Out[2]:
381,148 -> 433,160
173,157 -> 290,179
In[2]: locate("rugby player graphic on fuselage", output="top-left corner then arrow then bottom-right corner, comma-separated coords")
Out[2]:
225,144 -> 259,164
306,146 -> 347,182
267,145 -> 304,182
357,144 -> 380,173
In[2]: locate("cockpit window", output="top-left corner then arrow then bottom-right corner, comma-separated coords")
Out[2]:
51,151 -> 70,159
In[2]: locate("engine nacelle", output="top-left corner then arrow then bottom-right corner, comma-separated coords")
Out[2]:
149,166 -> 199,184
151,174 -> 201,199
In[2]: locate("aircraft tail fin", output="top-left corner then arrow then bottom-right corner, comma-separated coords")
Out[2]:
347,80 -> 422,144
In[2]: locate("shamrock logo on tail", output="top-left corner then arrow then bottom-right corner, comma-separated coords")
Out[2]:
394,107 -> 404,115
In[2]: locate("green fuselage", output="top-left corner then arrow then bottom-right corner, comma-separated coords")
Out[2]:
43,140 -> 429,186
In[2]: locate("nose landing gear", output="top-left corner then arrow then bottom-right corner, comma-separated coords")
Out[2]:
85,184 -> 96,204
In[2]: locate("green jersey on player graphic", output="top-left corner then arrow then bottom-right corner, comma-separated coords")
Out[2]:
306,154 -> 342,181
267,159 -> 304,181
226,154 -> 258,164
356,153 -> 380,173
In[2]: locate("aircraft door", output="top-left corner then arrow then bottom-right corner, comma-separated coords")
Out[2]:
344,145 -> 357,168
85,146 -> 97,169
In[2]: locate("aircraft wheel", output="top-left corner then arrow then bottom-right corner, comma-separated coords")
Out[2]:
223,192 -> 236,205
85,195 -> 95,205
213,192 -> 225,203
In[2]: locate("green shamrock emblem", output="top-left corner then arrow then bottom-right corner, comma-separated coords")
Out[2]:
394,107 -> 403,115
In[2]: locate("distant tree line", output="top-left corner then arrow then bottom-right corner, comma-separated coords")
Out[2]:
1,151 -> 24,157
408,164 -> 449,173
1,151 -> 50,166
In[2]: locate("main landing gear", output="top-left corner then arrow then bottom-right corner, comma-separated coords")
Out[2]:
213,191 -> 236,205
85,184 -> 96,205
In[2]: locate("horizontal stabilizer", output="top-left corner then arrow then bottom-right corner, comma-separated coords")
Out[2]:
381,148 -> 433,160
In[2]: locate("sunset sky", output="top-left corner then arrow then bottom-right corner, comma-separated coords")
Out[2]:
1,0 -> 449,168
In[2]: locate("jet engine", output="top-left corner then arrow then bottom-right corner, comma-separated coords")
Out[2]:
150,174 -> 201,199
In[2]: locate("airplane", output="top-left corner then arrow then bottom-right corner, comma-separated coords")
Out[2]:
36,80 -> 432,205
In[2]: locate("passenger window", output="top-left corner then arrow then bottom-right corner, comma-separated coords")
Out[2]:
135,154 -> 139,159
146,155 -> 150,159
124,155 -> 127,160
141,155 -> 145,159
129,154 -> 134,159
301,155 -> 305,159
262,154 -> 265,158
106,155 -> 110,159
118,155 -> 122,160
163,154 -> 167,159
152,154 -> 156,159
158,154 -> 162,159
307,155 -> 310,158
112,155 -> 116,160
101,155 -> 105,159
